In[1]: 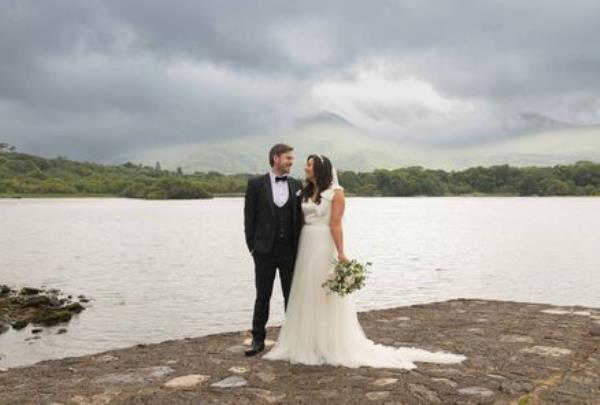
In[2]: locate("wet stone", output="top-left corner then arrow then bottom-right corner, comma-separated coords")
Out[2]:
257,370 -> 277,382
458,386 -> 495,397
247,388 -> 287,403
365,391 -> 390,401
371,378 -> 398,386
408,383 -> 442,403
520,345 -> 572,357
164,374 -> 209,389
210,375 -> 247,388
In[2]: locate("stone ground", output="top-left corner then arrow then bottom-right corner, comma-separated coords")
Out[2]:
0,298 -> 598,405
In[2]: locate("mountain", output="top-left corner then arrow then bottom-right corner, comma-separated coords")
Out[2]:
107,115 -> 600,175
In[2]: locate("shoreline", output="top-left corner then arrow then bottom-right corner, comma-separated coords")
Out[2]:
1,298 -> 598,404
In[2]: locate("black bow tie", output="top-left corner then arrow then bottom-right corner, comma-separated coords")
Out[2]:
275,176 -> 288,182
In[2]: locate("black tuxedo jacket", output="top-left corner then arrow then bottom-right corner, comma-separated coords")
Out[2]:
244,173 -> 304,255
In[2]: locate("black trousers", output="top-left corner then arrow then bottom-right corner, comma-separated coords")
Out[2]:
251,240 -> 295,342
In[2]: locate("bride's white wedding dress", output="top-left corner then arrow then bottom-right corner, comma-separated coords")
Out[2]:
263,183 -> 467,369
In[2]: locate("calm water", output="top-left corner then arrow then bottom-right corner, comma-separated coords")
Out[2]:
1,196 -> 599,369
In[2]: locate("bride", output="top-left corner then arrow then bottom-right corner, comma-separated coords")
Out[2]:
262,154 -> 467,369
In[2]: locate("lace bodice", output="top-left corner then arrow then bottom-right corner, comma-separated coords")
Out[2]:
301,184 -> 344,225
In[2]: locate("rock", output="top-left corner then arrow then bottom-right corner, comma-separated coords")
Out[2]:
499,334 -> 535,343
409,383 -> 442,403
431,377 -> 458,387
32,328 -> 43,334
228,366 -> 249,374
21,295 -> 51,308
318,390 -> 338,399
458,386 -> 495,397
365,391 -> 390,401
93,366 -> 174,385
256,371 -> 276,383
318,376 -> 335,384
247,388 -> 287,403
541,308 -> 591,316
95,355 -> 118,363
31,309 -> 72,326
0,324 -> 9,334
0,285 -> 11,295
48,296 -> 62,307
210,375 -> 247,388
57,328 -> 67,334
20,287 -> 42,295
63,302 -> 85,313
208,357 -> 224,364
371,378 -> 398,386
395,316 -> 410,321
164,374 -> 209,389
520,345 -> 572,357
71,392 -> 114,405
11,320 -> 29,330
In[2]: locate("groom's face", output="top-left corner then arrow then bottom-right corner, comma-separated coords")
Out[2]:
274,151 -> 294,174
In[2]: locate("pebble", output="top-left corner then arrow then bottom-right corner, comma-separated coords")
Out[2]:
228,366 -> 249,374
365,391 -> 390,401
409,383 -> 442,403
257,370 -> 276,383
458,386 -> 495,397
210,375 -> 247,388
520,345 -> 572,357
318,390 -> 339,399
431,377 -> 458,387
95,355 -> 118,363
499,334 -> 535,343
371,378 -> 397,386
247,388 -> 287,403
164,374 -> 209,389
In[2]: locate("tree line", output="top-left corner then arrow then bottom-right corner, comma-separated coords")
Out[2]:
1,144 -> 599,199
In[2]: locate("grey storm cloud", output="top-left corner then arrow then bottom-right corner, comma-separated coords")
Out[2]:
1,0 -> 599,160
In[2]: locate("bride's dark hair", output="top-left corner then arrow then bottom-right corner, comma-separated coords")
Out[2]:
302,154 -> 333,204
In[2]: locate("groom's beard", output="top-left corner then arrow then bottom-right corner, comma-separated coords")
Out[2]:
277,165 -> 292,174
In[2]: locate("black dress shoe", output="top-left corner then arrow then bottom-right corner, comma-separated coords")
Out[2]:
244,340 -> 265,356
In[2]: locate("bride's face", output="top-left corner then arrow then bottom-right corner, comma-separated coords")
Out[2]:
304,158 -> 315,183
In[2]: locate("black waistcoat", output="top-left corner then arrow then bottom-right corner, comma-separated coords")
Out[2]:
273,192 -> 293,244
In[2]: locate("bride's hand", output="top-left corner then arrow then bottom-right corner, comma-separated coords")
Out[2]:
338,253 -> 350,263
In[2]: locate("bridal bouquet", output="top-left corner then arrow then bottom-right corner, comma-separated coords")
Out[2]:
321,258 -> 371,297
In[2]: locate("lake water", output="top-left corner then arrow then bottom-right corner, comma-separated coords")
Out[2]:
1,196 -> 599,369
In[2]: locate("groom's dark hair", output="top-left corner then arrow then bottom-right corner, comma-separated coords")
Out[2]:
269,143 -> 294,167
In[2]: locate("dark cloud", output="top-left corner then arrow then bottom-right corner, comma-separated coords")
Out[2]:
1,0 -> 599,161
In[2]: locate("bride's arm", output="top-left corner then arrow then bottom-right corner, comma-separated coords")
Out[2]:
329,189 -> 348,262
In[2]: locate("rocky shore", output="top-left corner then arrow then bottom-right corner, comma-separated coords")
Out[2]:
0,284 -> 88,335
0,298 -> 599,404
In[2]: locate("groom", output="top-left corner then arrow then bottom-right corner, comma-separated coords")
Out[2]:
243,143 -> 304,356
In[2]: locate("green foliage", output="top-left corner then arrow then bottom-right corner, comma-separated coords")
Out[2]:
0,151 -> 216,199
0,149 -> 599,198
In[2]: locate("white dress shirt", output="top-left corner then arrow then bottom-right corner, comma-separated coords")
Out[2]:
269,170 -> 290,207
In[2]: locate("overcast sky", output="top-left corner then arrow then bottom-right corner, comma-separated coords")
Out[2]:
1,0 -> 599,161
